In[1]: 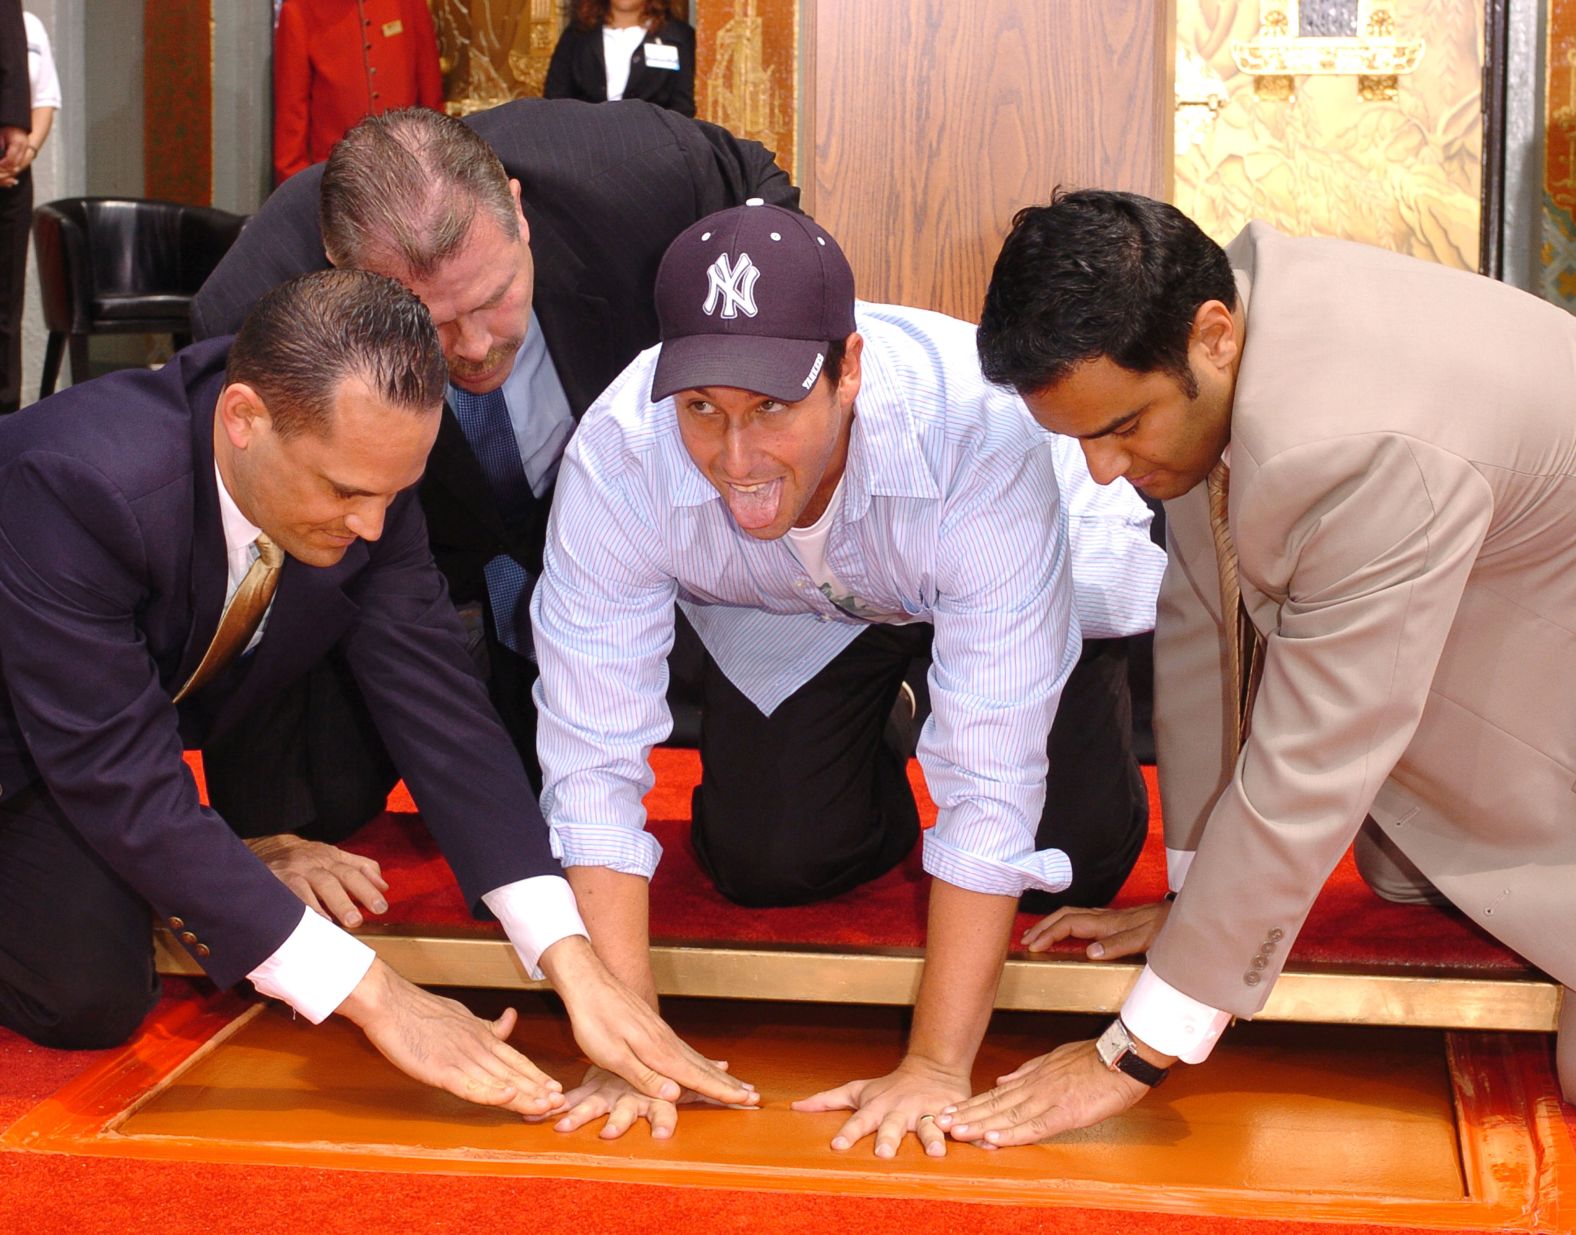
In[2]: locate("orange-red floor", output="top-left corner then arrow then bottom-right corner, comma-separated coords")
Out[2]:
4,987 -> 1571,1232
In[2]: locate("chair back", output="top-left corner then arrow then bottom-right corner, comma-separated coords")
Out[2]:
32,197 -> 248,336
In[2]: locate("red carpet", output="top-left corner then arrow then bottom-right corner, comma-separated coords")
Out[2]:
0,758 -> 1562,1234
313,749 -> 1529,973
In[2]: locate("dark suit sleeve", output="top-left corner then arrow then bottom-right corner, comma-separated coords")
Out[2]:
543,27 -> 579,100
191,166 -> 334,340
340,488 -> 561,910
675,110 -> 799,214
0,451 -> 307,989
669,23 -> 695,118
0,1 -> 28,131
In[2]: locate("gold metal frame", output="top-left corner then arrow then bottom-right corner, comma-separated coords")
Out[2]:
1230,1 -> 1425,101
155,928 -> 1560,1032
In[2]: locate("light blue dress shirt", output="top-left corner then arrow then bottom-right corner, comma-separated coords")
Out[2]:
531,303 -> 1164,898
451,309 -> 575,500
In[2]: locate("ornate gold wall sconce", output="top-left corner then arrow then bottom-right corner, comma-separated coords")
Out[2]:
1231,1 -> 1425,102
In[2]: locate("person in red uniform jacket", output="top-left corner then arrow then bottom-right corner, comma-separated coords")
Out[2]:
273,0 -> 442,185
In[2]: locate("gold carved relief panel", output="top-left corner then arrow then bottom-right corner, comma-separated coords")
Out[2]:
1541,0 -> 1576,309
1175,0 -> 1483,270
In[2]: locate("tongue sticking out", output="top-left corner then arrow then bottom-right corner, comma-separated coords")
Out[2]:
724,478 -> 784,531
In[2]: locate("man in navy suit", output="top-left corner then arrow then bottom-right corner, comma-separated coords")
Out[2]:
190,99 -> 799,844
0,269 -> 755,1119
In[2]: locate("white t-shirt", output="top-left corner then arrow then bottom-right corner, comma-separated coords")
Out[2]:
24,12 -> 61,111
784,477 -> 919,625
602,24 -> 648,101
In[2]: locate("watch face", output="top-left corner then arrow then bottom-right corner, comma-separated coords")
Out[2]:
1095,1019 -> 1127,1070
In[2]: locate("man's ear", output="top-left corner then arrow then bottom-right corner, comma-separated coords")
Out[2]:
835,331 -> 864,405
216,382 -> 271,449
509,178 -> 530,246
1190,300 -> 1239,375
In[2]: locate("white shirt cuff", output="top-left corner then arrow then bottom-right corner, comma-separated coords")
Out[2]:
482,875 -> 589,981
1165,847 -> 1196,893
245,908 -> 376,1024
1119,963 -> 1232,1064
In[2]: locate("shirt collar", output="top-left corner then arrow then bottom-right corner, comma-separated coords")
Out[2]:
213,460 -> 261,558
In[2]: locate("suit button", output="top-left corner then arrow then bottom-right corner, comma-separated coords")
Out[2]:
168,917 -> 184,930
179,931 -> 197,945
1244,971 -> 1261,986
1267,928 -> 1284,942
1251,955 -> 1268,970
195,944 -> 211,958
369,66 -> 377,74
1259,941 -> 1275,955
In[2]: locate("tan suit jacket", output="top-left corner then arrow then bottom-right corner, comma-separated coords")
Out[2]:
1151,222 -> 1576,1015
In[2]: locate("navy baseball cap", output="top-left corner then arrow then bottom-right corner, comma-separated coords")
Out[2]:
650,201 -> 857,404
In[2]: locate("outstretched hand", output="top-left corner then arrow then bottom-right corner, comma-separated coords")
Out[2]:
938,1039 -> 1150,1146
245,833 -> 389,929
338,959 -> 565,1118
541,936 -> 759,1110
1022,900 -> 1170,961
543,1063 -> 744,1139
791,1056 -> 971,1159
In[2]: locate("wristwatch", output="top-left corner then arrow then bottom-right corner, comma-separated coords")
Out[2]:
1095,1017 -> 1170,1087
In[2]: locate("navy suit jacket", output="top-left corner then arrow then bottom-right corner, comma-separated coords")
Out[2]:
0,339 -> 561,988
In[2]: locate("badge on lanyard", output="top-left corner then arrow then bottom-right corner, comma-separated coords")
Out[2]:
383,19 -> 404,37
645,41 -> 680,71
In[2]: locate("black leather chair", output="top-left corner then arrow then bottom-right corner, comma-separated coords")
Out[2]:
31,197 -> 248,398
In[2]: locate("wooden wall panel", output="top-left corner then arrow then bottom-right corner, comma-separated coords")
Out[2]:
806,2 -> 1169,322
144,0 -> 212,206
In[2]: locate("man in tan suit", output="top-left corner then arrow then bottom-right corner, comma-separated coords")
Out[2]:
935,189 -> 1576,1145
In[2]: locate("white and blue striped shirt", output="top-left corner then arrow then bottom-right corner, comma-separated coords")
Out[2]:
532,303 -> 1164,896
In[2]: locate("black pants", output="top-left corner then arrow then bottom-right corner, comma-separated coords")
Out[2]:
691,624 -> 1149,910
202,589 -> 545,839
200,606 -> 697,839
0,168 -> 32,414
0,784 -> 162,1049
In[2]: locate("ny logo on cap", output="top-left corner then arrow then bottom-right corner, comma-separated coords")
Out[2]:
703,252 -> 760,320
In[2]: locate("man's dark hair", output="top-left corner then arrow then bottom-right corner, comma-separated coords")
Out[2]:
822,336 -> 848,390
320,107 -> 518,280
977,189 -> 1237,398
226,269 -> 448,439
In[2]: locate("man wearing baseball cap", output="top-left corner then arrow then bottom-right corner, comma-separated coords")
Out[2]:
530,202 -> 1164,1153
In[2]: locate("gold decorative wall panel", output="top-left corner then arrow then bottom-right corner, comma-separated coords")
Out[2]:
1541,0 -> 1576,310
695,0 -> 797,178
1175,0 -> 1483,270
433,0 -> 564,113
431,0 -> 797,177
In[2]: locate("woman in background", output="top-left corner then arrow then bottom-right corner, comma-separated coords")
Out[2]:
544,0 -> 695,118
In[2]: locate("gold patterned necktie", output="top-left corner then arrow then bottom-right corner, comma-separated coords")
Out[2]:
173,533 -> 284,703
1205,461 -> 1264,754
